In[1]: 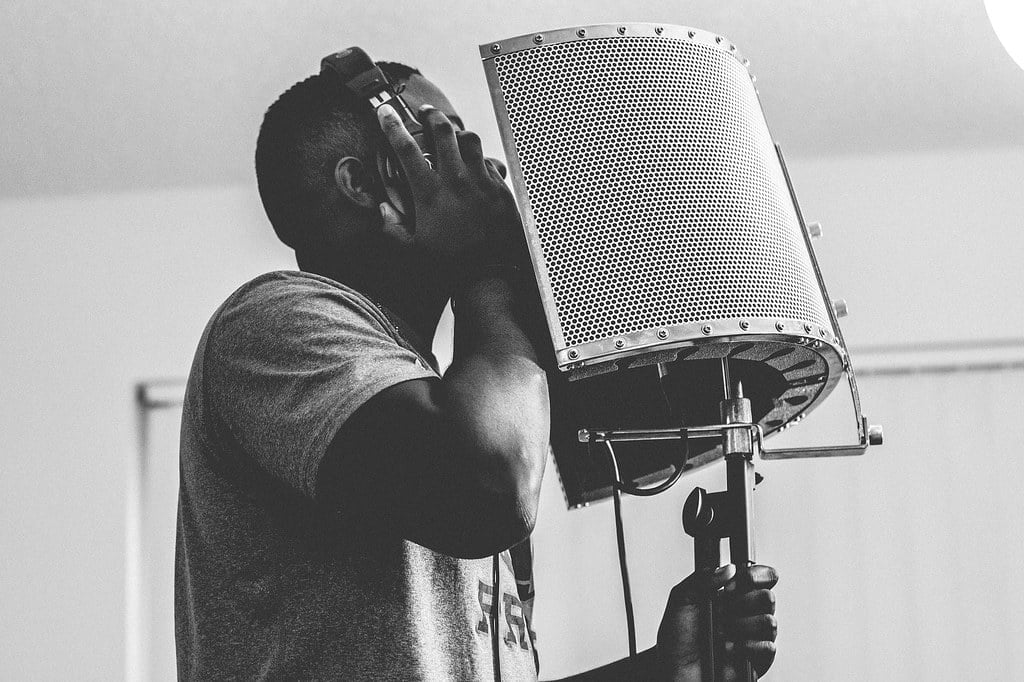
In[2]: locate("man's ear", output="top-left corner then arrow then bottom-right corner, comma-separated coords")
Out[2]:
333,156 -> 379,209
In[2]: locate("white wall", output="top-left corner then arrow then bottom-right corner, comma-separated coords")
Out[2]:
1,146 -> 1021,679
782,147 -> 1024,350
0,185 -> 293,679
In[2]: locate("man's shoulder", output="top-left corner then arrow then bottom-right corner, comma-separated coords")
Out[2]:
210,270 -> 389,335
188,269 -> 409,393
223,269 -> 367,308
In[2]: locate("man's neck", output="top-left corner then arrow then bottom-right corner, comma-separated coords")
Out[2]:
300,253 -> 449,360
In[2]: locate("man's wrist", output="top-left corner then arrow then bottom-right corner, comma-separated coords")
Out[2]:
450,263 -> 524,313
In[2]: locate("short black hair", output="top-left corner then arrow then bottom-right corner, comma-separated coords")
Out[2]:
255,61 -> 421,249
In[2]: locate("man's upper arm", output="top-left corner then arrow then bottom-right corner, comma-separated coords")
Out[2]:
317,373 -> 537,559
203,273 -> 435,500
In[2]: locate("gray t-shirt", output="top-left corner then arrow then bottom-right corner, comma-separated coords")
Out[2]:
176,270 -> 538,681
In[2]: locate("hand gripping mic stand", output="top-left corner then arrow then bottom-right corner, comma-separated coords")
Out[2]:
682,358 -> 761,682
580,357 -> 766,682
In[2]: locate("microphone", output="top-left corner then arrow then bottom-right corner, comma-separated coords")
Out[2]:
478,24 -> 882,508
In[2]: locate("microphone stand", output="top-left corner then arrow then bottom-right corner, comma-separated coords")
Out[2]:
580,358 -> 761,682
682,358 -> 758,682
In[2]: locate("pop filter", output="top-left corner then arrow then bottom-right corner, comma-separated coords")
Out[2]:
480,24 -> 881,508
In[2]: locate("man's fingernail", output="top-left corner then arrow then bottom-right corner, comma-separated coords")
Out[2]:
418,103 -> 435,112
377,104 -> 399,122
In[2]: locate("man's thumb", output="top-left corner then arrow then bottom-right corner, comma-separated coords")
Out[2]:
706,563 -> 737,591
668,564 -> 736,608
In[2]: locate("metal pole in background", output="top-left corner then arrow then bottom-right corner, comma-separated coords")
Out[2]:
126,381 -> 184,682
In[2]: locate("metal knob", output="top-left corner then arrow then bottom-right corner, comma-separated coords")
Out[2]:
832,299 -> 849,318
806,221 -> 823,239
682,487 -> 715,535
868,424 -> 884,446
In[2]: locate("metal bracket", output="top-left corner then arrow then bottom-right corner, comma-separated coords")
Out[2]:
771,144 -> 883,458
579,416 -> 883,460
579,423 -> 763,445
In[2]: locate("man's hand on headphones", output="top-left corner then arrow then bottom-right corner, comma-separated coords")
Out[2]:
376,103 -> 524,276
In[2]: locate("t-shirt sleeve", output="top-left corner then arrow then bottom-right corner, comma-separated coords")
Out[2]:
202,273 -> 438,499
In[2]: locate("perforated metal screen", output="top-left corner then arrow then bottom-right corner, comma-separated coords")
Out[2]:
488,32 -> 832,351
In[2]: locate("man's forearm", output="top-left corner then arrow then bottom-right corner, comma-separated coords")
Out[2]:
443,273 -> 550,537
451,271 -> 541,363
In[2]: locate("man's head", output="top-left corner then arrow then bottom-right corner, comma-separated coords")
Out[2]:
255,59 -> 518,341
258,60 -> 421,251
255,64 -> 468,269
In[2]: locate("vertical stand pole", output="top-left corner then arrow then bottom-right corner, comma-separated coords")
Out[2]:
694,535 -> 723,682
723,455 -> 757,682
683,359 -> 759,682
721,359 -> 758,682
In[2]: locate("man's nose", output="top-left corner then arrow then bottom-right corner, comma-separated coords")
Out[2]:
486,156 -> 508,179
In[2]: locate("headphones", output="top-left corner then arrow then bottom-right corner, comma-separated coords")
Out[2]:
320,47 -> 433,219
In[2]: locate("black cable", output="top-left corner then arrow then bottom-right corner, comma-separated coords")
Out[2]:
600,363 -> 694,668
616,457 -> 688,496
605,433 -> 689,497
604,364 -> 691,499
492,552 -> 501,682
611,481 -> 638,660
602,431 -> 691,665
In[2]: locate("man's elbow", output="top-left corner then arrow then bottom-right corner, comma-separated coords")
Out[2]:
491,439 -> 545,529
451,503 -> 537,560
455,442 -> 545,559
503,462 -> 543,544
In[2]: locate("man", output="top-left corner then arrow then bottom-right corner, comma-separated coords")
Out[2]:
176,59 -> 778,680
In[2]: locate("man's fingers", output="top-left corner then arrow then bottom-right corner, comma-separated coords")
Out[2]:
456,130 -> 487,175
742,564 -> 779,590
723,613 -> 777,642
724,588 -> 775,617
419,106 -> 463,176
726,640 -> 777,677
483,158 -> 507,185
376,104 -> 433,190
668,564 -> 737,607
661,565 -> 779,680
378,202 -> 413,245
706,564 -> 738,591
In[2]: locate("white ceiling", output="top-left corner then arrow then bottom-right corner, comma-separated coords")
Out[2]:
2,0 -> 1022,199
